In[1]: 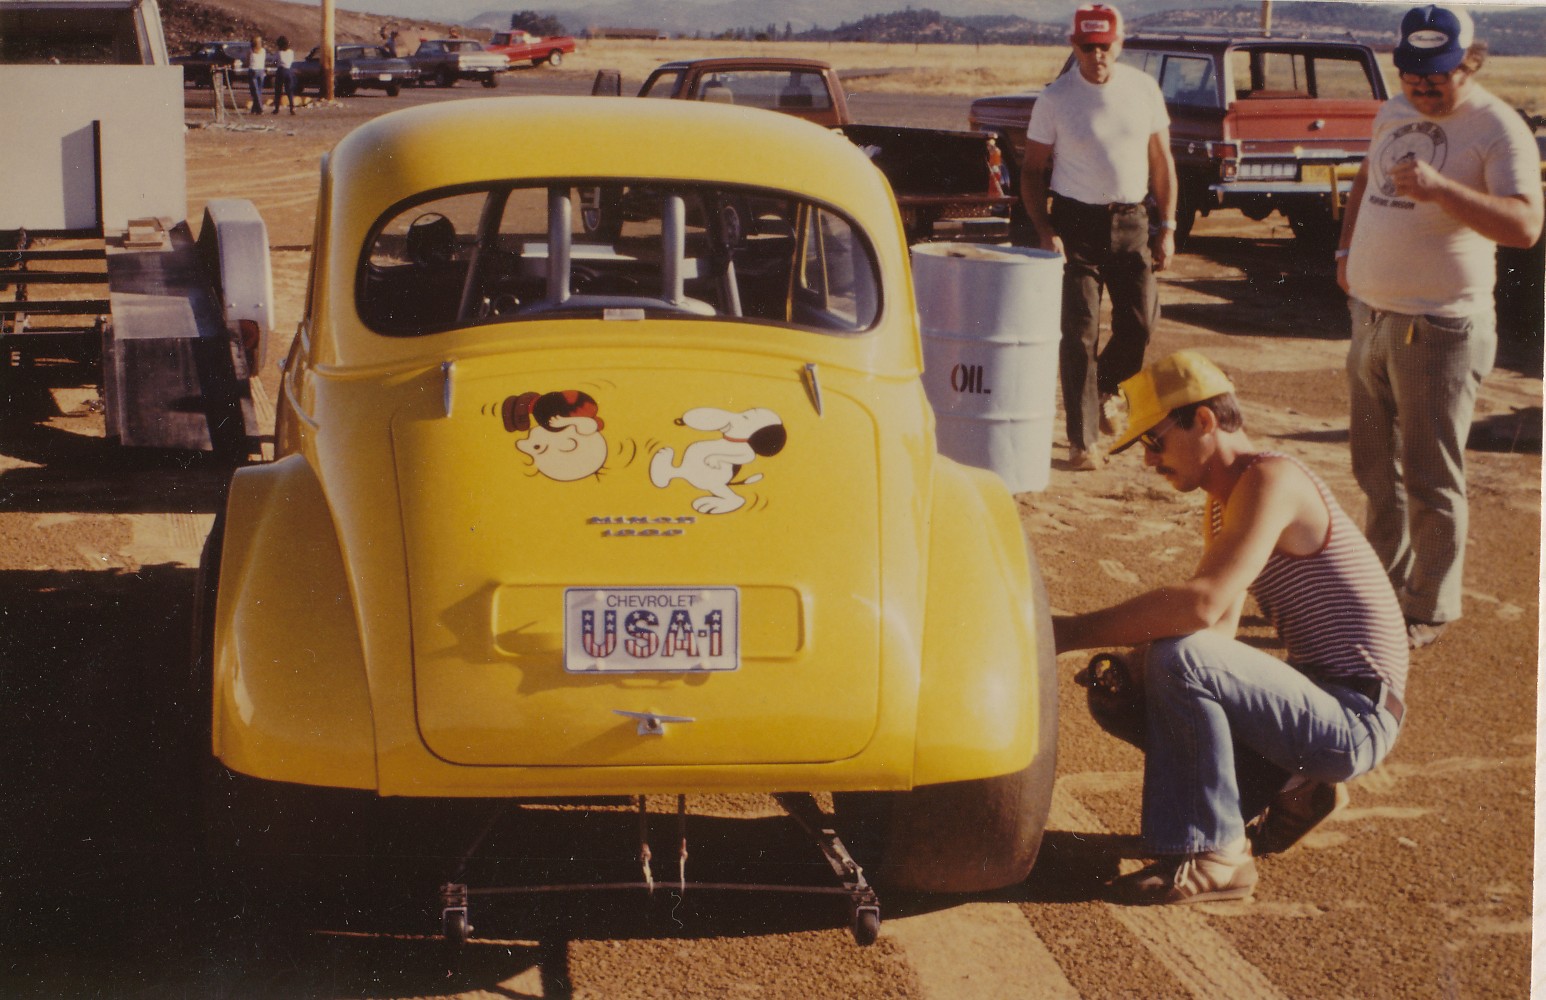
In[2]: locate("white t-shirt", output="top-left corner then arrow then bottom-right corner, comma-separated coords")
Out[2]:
249,47 -> 267,73
1347,85 -> 1540,318
1026,62 -> 1169,206
277,48 -> 295,69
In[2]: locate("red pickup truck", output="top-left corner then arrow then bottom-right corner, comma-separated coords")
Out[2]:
487,29 -> 575,68
970,34 -> 1389,246
599,57 -> 1011,242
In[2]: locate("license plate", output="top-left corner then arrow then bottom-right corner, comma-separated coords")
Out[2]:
378,73 -> 392,81
564,587 -> 738,673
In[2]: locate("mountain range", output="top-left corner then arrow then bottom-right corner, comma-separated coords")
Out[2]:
273,0 -> 1540,35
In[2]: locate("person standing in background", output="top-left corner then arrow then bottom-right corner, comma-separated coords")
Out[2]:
1338,4 -> 1542,649
1020,3 -> 1177,471
246,34 -> 267,115
271,35 -> 296,115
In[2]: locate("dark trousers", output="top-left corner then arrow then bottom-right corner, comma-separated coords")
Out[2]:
272,66 -> 296,110
1050,193 -> 1158,450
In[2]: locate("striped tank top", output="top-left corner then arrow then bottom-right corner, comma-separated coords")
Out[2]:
1208,452 -> 1408,699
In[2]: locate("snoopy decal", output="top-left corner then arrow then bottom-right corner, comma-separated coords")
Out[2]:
650,406 -> 787,514
502,390 -> 608,482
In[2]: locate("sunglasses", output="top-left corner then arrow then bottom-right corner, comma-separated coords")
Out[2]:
1399,69 -> 1462,86
1138,416 -> 1176,454
1078,42 -> 1112,53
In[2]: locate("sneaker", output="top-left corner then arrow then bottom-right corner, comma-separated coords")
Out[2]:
1406,618 -> 1447,649
1069,446 -> 1104,471
1248,778 -> 1348,855
1108,849 -> 1257,906
1098,393 -> 1126,438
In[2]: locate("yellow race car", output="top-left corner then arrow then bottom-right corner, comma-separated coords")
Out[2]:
195,96 -> 1056,941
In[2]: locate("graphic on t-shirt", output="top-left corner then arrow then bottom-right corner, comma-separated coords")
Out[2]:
1375,121 -> 1448,199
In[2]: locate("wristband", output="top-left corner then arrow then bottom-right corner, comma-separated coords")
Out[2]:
1160,219 -> 1177,231
1334,248 -> 1349,260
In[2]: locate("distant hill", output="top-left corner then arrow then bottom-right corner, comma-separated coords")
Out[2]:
786,3 -> 1546,55
160,0 -> 459,54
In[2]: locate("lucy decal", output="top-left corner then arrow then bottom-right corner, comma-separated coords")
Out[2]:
501,390 -> 607,482
650,406 -> 786,514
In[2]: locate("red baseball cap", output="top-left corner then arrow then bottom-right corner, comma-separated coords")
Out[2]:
1071,4 -> 1122,45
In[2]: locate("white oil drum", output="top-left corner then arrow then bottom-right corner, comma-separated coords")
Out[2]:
911,243 -> 1062,493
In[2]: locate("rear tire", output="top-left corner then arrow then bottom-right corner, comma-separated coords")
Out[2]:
438,67 -> 457,88
481,74 -> 498,88
546,50 -> 563,68
386,82 -> 401,97
834,753 -> 1056,893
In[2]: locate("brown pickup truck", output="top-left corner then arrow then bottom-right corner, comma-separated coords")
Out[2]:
969,34 -> 1389,246
596,57 -> 1011,242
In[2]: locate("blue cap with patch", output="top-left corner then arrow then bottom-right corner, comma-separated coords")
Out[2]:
1394,5 -> 1474,76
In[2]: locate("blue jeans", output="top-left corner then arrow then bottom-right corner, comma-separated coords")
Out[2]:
1140,631 -> 1400,855
248,68 -> 266,111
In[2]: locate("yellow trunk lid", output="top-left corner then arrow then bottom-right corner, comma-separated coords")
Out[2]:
393,352 -> 884,767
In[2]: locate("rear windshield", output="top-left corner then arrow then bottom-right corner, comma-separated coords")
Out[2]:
358,180 -> 881,336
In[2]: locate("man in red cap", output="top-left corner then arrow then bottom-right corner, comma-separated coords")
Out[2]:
1020,3 -> 1177,472
1336,5 -> 1542,649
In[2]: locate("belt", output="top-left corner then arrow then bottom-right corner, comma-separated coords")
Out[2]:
1052,192 -> 1145,215
1340,677 -> 1405,726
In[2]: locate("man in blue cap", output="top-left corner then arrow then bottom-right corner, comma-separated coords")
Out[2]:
1336,5 -> 1541,649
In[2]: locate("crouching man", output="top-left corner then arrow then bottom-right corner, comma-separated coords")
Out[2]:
1054,350 -> 1409,904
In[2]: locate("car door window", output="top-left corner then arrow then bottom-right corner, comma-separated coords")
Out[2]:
1159,54 -> 1217,107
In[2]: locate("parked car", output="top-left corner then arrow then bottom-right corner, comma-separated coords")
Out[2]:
292,43 -> 418,97
487,28 -> 575,68
170,39 -> 249,87
195,96 -> 1058,945
970,33 -> 1389,245
408,37 -> 509,88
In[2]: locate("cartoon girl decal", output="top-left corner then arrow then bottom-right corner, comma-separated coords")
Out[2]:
502,390 -> 608,482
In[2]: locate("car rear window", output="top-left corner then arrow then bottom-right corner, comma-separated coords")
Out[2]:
358,180 -> 881,337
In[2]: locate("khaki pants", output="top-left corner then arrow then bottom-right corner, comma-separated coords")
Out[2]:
1346,298 -> 1496,624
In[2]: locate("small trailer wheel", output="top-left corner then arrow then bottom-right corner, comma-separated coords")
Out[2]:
443,908 -> 471,946
852,906 -> 880,946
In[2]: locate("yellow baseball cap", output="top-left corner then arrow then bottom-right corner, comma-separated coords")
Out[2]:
1109,350 -> 1236,454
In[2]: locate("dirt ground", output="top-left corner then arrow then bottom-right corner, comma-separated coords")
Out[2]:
0,79 -> 1539,998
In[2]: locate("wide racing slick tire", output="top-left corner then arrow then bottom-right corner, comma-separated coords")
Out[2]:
833,751 -> 1056,894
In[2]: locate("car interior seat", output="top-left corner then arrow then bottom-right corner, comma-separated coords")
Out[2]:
700,80 -> 735,104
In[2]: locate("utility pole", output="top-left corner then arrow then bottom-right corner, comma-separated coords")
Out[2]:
322,0 -> 335,100
1260,0 -> 1272,37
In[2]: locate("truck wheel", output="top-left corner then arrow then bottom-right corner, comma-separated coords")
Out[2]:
386,83 -> 401,97
336,77 -> 357,97
438,67 -> 457,88
545,49 -> 563,68
833,751 -> 1056,893
481,74 -> 498,88
1288,210 -> 1338,250
578,186 -> 623,242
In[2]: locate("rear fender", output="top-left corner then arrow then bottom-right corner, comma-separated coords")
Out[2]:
211,454 -> 376,788
198,198 -> 273,372
913,462 -> 1056,786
